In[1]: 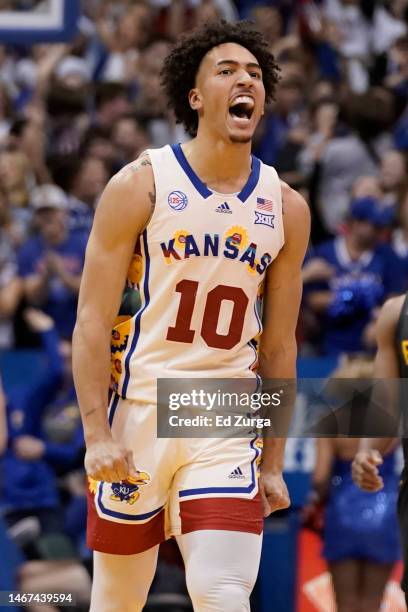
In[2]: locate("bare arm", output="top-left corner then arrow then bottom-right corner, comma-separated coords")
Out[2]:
259,183 -> 310,473
257,184 -> 310,515
72,154 -> 153,481
0,277 -> 22,317
352,296 -> 403,490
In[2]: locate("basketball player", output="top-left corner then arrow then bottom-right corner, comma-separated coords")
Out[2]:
73,20 -> 310,611
352,295 -> 407,604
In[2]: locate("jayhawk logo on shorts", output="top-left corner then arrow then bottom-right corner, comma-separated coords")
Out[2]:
109,471 -> 151,505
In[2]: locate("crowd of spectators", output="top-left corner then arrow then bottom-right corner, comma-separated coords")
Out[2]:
1,0 -> 408,608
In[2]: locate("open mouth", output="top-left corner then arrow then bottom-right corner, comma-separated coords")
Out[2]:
228,96 -> 254,122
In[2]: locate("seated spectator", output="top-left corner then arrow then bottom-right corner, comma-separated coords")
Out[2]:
93,82 -> 131,127
9,117 -> 53,186
304,197 -> 405,356
0,375 -> 6,455
378,148 -> 408,207
0,357 -> 90,610
392,181 -> 408,277
0,194 -> 22,349
351,175 -> 382,200
79,125 -> 117,174
0,148 -> 33,244
50,154 -> 108,237
254,72 -> 306,168
385,34 -> 408,101
111,113 -> 150,167
18,185 -> 87,339
0,81 -> 12,147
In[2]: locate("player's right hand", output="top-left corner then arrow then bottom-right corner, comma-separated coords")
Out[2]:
85,439 -> 138,483
351,449 -> 384,492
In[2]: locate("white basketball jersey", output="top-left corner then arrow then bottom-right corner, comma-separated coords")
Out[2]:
110,144 -> 284,403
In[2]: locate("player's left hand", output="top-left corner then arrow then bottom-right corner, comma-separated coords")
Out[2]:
259,471 -> 290,517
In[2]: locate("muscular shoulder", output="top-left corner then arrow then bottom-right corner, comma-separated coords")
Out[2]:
376,294 -> 405,346
94,152 -> 155,239
280,182 -> 310,223
110,152 -> 155,205
280,182 -> 310,252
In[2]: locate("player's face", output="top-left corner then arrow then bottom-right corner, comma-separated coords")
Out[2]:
192,42 -> 265,144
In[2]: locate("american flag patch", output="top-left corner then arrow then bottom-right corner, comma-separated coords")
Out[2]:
257,197 -> 274,212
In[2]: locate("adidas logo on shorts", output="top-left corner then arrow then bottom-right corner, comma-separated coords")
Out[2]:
215,202 -> 232,214
228,466 -> 245,479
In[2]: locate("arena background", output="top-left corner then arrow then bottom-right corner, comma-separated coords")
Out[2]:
0,0 -> 408,610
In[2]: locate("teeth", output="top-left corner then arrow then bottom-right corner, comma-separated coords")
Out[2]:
231,96 -> 254,107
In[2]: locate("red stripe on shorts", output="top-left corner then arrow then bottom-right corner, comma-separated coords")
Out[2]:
180,493 -> 263,535
87,488 -> 165,554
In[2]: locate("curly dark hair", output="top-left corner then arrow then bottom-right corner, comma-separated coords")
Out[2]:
161,20 -> 280,137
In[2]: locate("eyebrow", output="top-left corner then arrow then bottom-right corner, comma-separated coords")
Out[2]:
215,59 -> 262,70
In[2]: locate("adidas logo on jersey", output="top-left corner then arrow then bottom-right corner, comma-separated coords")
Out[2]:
228,466 -> 245,479
215,202 -> 232,214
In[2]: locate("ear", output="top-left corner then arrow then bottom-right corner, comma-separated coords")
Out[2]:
189,88 -> 203,111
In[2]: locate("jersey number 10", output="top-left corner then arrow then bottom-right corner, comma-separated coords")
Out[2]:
166,280 -> 249,350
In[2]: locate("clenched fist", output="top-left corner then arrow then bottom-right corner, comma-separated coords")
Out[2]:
85,438 -> 138,483
352,449 -> 384,492
259,471 -> 291,517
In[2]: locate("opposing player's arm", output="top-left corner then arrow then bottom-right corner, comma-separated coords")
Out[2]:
72,156 -> 154,450
259,185 -> 310,514
352,296 -> 403,491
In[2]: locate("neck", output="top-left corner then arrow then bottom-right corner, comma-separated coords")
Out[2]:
182,126 -> 252,190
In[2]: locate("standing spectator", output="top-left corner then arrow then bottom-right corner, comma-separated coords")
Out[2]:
304,197 -> 405,355
17,185 -> 87,339
95,3 -> 153,83
299,89 -> 394,234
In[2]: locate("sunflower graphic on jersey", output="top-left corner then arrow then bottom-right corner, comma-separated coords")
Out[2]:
110,248 -> 144,390
224,225 -> 249,250
174,229 -> 189,250
127,253 -> 143,287
110,318 -> 132,390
